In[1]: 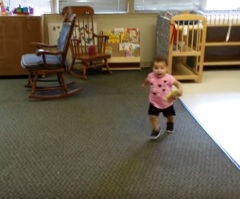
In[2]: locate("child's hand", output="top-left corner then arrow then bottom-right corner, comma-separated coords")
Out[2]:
142,79 -> 149,88
176,89 -> 183,97
165,90 -> 179,102
141,83 -> 146,88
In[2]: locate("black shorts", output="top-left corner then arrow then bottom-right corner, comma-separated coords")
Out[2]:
148,103 -> 176,117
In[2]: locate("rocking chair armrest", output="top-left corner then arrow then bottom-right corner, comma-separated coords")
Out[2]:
93,33 -> 109,40
35,49 -> 64,66
36,49 -> 64,56
31,42 -> 57,49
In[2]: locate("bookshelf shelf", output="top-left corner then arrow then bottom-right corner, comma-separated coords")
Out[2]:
108,57 -> 140,63
172,62 -> 198,81
172,46 -> 201,56
204,56 -> 240,66
204,42 -> 240,46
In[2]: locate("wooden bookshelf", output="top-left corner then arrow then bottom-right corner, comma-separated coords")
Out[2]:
104,28 -> 141,70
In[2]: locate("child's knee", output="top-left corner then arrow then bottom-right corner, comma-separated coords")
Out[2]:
150,115 -> 158,120
167,115 -> 174,122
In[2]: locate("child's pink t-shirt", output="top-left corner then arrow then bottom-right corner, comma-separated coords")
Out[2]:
147,72 -> 175,109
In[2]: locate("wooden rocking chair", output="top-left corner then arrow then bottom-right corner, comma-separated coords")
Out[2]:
62,6 -> 111,79
21,14 -> 82,99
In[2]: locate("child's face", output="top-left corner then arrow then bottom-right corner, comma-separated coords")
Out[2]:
153,61 -> 167,78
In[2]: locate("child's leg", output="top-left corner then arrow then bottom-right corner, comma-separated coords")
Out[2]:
149,115 -> 161,139
167,115 -> 174,123
150,115 -> 159,131
163,105 -> 176,133
148,103 -> 161,139
166,115 -> 174,133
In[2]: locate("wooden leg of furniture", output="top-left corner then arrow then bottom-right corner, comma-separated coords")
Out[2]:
82,63 -> 87,79
68,58 -> 87,79
59,73 -> 68,92
57,73 -> 63,86
31,73 -> 38,95
197,69 -> 203,83
104,59 -> 112,74
69,58 -> 76,72
68,58 -> 79,78
25,72 -> 32,88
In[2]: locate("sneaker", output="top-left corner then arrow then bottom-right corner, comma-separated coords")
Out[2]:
150,128 -> 161,140
166,122 -> 174,134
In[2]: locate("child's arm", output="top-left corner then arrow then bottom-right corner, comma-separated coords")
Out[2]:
173,78 -> 183,96
142,78 -> 150,87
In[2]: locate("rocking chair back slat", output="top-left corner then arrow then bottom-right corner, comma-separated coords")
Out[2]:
63,6 -> 95,55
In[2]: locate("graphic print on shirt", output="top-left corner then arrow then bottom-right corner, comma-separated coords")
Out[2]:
150,77 -> 169,98
147,72 -> 174,109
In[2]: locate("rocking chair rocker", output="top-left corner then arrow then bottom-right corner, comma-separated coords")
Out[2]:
21,14 -> 82,99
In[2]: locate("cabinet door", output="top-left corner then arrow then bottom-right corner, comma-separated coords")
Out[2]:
22,17 -> 42,54
0,16 -> 41,76
0,18 -> 23,75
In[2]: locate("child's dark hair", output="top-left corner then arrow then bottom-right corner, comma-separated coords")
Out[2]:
153,56 -> 168,66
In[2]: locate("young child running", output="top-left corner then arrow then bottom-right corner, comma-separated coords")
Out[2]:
143,56 -> 183,140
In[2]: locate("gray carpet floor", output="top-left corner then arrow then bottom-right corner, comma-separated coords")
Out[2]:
0,69 -> 239,199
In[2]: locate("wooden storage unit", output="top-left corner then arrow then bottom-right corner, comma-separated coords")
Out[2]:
204,25 -> 240,66
0,15 -> 42,76
156,12 -> 207,82
104,28 -> 141,70
193,10 -> 240,67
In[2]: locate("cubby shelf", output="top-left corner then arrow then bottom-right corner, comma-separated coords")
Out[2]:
172,62 -> 198,81
204,56 -> 240,66
108,57 -> 140,63
204,24 -> 240,67
172,46 -> 201,56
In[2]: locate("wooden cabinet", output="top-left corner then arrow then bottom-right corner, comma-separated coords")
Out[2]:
0,16 -> 42,76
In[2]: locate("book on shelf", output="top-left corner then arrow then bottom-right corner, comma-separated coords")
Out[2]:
107,33 -> 120,43
126,28 -> 140,43
105,46 -> 113,55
